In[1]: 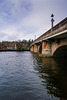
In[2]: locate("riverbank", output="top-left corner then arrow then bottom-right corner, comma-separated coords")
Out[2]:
0,49 -> 30,52
31,52 -> 67,58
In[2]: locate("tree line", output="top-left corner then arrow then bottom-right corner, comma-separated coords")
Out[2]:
0,39 -> 33,51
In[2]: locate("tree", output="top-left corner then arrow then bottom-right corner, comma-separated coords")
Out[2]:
16,41 -> 22,50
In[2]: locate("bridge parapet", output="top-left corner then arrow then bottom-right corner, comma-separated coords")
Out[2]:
30,17 -> 67,46
42,22 -> 67,40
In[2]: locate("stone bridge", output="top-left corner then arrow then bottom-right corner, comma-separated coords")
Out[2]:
30,17 -> 67,57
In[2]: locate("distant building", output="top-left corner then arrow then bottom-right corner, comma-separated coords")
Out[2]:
0,41 -> 17,50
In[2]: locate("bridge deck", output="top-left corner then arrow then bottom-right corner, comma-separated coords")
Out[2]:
30,17 -> 67,46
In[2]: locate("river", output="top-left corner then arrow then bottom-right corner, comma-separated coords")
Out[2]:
0,51 -> 67,100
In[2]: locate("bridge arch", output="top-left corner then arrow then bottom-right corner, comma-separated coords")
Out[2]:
39,44 -> 42,54
53,45 -> 67,57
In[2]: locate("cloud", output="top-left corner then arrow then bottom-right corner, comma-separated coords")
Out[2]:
8,0 -> 32,20
0,32 -> 7,37
0,0 -> 66,41
0,32 -> 8,41
7,34 -> 19,41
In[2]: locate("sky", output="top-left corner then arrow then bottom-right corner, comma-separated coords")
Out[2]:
0,0 -> 67,41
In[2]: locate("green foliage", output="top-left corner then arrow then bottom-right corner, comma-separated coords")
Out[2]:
16,39 -> 33,51
0,39 -> 33,51
16,41 -> 23,50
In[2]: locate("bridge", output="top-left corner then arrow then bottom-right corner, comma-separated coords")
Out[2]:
30,17 -> 67,57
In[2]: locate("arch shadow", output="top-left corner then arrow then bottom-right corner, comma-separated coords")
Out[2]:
53,45 -> 67,57
39,44 -> 42,54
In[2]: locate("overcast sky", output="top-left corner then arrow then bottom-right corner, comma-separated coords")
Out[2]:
0,0 -> 67,41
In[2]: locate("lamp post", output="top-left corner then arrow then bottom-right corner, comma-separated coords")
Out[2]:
34,35 -> 36,40
51,14 -> 54,28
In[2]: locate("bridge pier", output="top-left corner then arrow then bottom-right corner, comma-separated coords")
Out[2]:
30,43 -> 42,53
30,45 -> 34,52
42,41 -> 51,56
34,44 -> 38,53
30,41 -> 52,56
30,18 -> 67,57
30,38 -> 67,57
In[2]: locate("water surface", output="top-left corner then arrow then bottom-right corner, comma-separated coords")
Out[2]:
0,51 -> 67,100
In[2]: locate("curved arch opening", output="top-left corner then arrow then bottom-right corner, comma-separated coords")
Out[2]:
39,44 -> 42,54
53,45 -> 67,57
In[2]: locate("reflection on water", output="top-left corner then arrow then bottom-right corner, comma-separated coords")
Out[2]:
0,51 -> 67,100
32,53 -> 67,100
